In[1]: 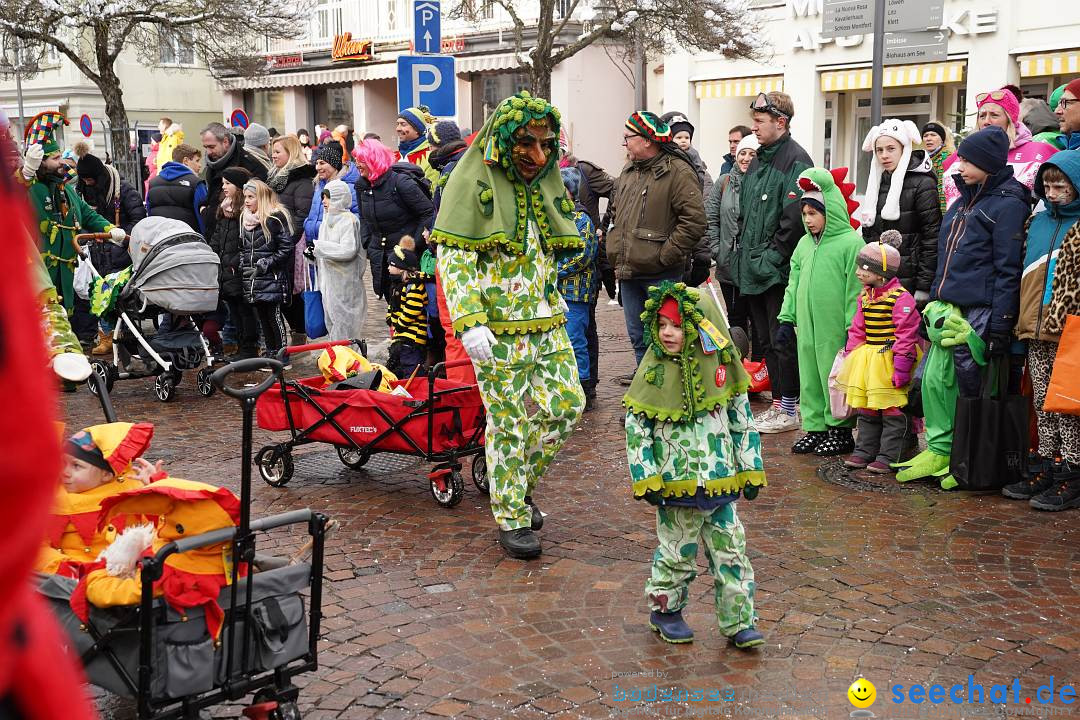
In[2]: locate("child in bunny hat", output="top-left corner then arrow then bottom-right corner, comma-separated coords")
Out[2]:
857,118 -> 942,306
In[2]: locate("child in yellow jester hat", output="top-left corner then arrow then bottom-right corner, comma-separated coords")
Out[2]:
71,478 -> 243,641
36,422 -> 162,578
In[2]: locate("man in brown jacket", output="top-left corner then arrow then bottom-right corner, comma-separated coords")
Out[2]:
607,111 -> 706,369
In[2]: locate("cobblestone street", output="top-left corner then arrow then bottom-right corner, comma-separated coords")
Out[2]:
66,296 -> 1080,720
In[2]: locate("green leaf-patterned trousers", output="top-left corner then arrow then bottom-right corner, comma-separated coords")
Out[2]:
645,503 -> 756,637
472,327 -> 585,530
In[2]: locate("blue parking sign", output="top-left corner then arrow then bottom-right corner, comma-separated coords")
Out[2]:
414,0 -> 441,53
397,55 -> 456,116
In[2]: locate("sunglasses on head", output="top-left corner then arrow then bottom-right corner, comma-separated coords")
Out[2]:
975,90 -> 1010,104
750,92 -> 791,120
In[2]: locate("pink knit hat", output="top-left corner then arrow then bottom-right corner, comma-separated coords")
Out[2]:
976,88 -> 1021,128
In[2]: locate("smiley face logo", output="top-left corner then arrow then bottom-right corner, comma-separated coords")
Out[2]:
847,678 -> 876,709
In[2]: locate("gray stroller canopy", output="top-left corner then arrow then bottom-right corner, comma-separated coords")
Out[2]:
125,217 -> 220,314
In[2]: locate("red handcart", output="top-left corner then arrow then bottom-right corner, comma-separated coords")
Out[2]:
254,340 -> 488,507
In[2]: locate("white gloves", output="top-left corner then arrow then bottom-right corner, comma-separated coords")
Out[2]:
913,290 -> 930,309
461,325 -> 496,363
21,143 -> 43,181
51,352 -> 92,382
109,227 -> 127,245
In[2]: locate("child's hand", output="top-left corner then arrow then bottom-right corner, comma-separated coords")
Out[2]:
132,458 -> 165,485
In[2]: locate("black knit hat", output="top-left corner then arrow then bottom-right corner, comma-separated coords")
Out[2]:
220,166 -> 252,189
957,126 -> 1009,174
76,153 -> 108,182
921,122 -> 947,144
660,111 -> 694,142
315,142 -> 344,171
388,243 -> 419,271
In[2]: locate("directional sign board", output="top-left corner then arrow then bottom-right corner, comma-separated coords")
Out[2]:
821,0 -> 873,38
414,0 -> 441,54
884,29 -> 948,64
397,55 -> 456,116
823,0 -> 944,37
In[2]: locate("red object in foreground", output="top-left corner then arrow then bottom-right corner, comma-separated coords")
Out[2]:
0,148 -> 98,716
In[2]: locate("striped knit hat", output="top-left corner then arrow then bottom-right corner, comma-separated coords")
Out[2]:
857,229 -> 902,279
625,111 -> 671,143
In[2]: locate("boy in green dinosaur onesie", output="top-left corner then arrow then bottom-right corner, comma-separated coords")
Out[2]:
624,281 -> 766,649
433,92 -> 585,560
893,301 -> 986,489
776,167 -> 864,457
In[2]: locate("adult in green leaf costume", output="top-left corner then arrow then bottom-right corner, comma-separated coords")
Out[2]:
433,92 -> 585,559
893,300 -> 985,489
623,281 -> 766,649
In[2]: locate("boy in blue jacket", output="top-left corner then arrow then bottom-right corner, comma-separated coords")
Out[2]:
930,126 -> 1030,397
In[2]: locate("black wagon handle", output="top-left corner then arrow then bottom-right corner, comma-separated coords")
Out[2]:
211,359 -> 283,399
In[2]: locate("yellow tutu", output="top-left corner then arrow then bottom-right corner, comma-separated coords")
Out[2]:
835,343 -> 920,410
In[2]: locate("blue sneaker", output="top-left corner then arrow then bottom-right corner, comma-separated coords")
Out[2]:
649,610 -> 694,644
731,627 -> 765,649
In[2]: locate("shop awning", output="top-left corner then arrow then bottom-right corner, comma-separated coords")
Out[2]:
695,76 -> 783,100
454,53 -> 520,73
1018,50 -> 1080,78
223,62 -> 397,89
820,61 -> 965,92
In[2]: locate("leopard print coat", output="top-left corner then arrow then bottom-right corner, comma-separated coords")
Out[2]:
1042,222 -> 1080,337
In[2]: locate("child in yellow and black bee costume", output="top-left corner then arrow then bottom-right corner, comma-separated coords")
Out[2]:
386,235 -> 428,378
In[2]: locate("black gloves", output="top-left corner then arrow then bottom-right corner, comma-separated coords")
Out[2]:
742,484 -> 759,501
986,332 -> 1012,358
774,322 -> 796,348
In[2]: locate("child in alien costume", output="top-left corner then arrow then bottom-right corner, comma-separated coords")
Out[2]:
433,92 -> 585,559
893,301 -> 986,489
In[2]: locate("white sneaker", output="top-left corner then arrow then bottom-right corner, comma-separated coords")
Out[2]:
760,410 -> 801,434
753,407 -> 781,431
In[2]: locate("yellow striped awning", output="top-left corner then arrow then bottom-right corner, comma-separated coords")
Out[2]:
1018,50 -> 1080,78
696,76 -> 784,100
820,61 -> 965,92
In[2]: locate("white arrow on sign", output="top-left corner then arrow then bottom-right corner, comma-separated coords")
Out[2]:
423,29 -> 432,52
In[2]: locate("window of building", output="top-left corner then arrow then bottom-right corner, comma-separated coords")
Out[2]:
243,90 -> 286,135
159,29 -> 195,66
383,0 -> 400,31
312,84 -> 354,131
312,0 -> 344,44
472,72 -> 530,122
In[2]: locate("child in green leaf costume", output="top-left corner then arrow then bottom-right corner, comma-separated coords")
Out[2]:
623,281 -> 766,649
432,92 -> 585,560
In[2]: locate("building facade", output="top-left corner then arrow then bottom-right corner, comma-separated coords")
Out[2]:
1,36 -> 223,159
659,0 -> 1080,192
218,0 -> 636,175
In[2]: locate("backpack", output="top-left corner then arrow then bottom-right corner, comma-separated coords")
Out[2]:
390,161 -> 432,198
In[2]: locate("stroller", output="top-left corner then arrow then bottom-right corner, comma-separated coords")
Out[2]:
46,360 -> 329,720
84,216 -> 222,403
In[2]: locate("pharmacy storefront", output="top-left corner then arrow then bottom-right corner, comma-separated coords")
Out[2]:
661,0 -> 1080,193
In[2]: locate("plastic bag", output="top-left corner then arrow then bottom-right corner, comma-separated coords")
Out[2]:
828,349 -> 853,421
73,255 -> 97,301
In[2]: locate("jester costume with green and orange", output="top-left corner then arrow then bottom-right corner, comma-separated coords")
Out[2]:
433,92 -> 585,546
20,112 -> 116,311
623,282 -> 765,644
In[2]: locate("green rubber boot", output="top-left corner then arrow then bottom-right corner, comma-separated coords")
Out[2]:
940,475 -> 959,490
893,449 -> 950,483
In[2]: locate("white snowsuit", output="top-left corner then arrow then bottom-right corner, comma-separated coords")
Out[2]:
314,180 -> 367,341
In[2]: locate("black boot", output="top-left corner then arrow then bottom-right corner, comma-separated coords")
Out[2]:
498,528 -> 542,559
791,431 -> 826,454
1002,453 -> 1055,500
582,380 -> 597,412
525,495 -> 544,530
1030,460 -> 1080,511
814,427 -> 855,457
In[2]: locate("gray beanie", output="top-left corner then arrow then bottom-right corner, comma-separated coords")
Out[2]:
244,123 -> 271,149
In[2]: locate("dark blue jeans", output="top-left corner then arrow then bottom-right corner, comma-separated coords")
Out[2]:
621,275 -> 681,366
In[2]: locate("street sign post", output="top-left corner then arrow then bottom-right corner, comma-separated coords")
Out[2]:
884,29 -> 949,64
414,0 -> 441,54
397,55 -> 456,116
823,0 -> 943,37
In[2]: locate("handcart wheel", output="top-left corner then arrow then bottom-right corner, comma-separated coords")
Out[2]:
274,702 -> 301,720
196,368 -> 216,397
154,373 -> 177,402
336,446 -> 370,470
256,446 -> 294,487
87,361 -> 114,396
430,470 -> 464,508
471,454 -> 489,495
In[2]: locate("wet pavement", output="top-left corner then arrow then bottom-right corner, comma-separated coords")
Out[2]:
64,293 -> 1080,719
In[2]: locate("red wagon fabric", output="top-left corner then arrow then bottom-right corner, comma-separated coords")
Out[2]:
256,376 -> 485,455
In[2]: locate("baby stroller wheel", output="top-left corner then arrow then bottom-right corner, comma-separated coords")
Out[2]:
87,361 -> 114,396
197,367 -> 216,397
256,445 -> 294,487
275,702 -> 301,720
154,373 -> 178,402
336,446 -> 370,470
430,469 -> 464,508
471,454 -> 489,494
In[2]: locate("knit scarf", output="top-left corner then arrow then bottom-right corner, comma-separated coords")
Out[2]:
398,134 -> 425,157
267,161 -> 304,193
623,282 -> 750,422
429,91 -> 583,255
205,138 -> 239,173
241,208 -> 260,231
929,147 -> 947,214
